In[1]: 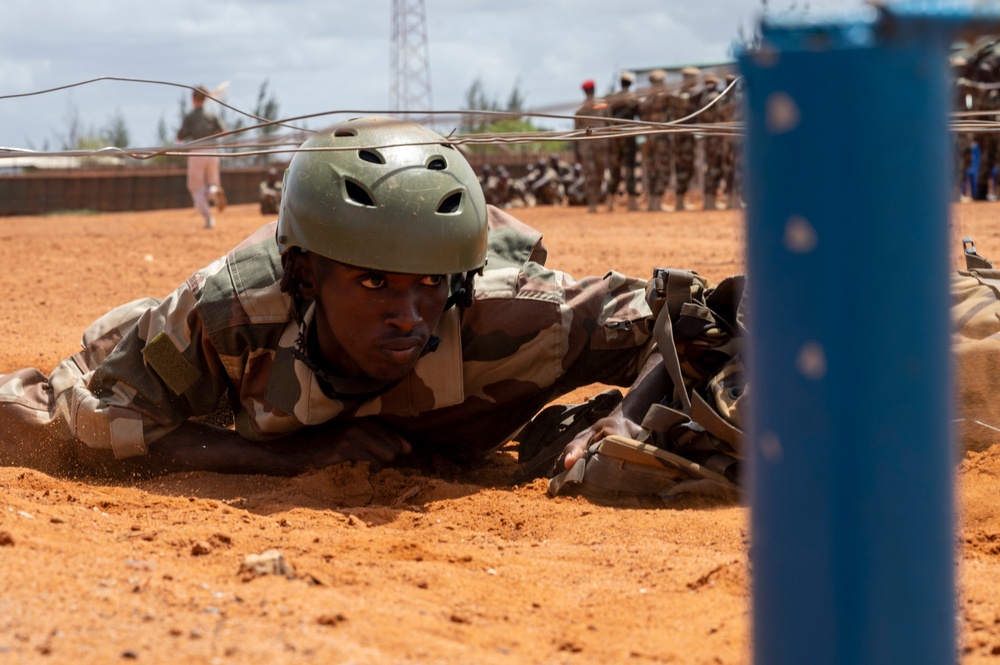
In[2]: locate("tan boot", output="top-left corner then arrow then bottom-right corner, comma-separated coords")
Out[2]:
727,192 -> 741,209
675,194 -> 694,212
627,196 -> 639,212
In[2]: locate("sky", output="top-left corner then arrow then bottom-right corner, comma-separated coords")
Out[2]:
0,0 -> 950,152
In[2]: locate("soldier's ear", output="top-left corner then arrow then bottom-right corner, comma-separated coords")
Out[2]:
293,254 -> 318,299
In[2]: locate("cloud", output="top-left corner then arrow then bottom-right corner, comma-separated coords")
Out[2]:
0,0 -> 869,150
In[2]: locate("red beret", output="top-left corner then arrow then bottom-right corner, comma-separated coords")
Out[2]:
581,79 -> 595,91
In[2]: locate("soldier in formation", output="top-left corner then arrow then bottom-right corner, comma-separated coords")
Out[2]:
573,79 -> 610,213
669,67 -> 702,212
638,69 -> 673,212
606,71 -> 641,211
699,73 -> 727,211
476,68 -> 748,214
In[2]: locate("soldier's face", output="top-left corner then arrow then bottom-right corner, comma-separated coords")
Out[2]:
300,256 -> 449,384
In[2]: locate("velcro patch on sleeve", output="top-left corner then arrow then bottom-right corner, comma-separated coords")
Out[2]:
141,331 -> 203,397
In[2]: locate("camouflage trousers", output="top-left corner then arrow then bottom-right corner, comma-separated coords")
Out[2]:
703,137 -> 726,198
578,141 -> 608,208
0,298 -> 157,473
723,137 -> 743,201
608,137 -> 638,197
674,134 -> 696,197
642,135 -> 672,198
977,133 -> 998,200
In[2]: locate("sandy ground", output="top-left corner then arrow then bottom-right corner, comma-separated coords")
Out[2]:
2,200 -> 1000,664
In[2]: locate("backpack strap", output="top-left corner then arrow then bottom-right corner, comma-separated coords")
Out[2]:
964,237 -> 994,271
541,268 -> 749,502
646,268 -> 699,413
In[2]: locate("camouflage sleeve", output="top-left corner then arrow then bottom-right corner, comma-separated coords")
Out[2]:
523,261 -> 656,388
76,259 -> 239,457
470,205 -> 656,392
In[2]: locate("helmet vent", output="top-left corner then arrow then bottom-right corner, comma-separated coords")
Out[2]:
334,128 -> 358,137
427,158 -> 447,171
358,149 -> 384,164
344,179 -> 376,207
438,191 -> 463,214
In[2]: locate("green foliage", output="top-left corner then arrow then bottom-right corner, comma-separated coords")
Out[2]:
100,110 -> 130,148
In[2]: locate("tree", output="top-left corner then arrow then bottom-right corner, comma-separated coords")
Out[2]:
156,117 -> 170,146
506,79 -> 526,114
461,77 -> 500,134
58,101 -> 82,151
100,110 -> 130,149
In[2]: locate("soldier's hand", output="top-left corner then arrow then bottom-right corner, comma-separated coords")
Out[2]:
296,419 -> 412,472
561,413 -> 644,469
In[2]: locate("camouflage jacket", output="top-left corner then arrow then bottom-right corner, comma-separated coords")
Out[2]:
639,84 -> 671,123
67,206 -> 655,460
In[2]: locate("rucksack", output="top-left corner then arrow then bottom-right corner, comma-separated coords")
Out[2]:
515,268 -> 748,502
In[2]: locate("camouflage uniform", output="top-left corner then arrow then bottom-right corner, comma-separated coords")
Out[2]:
606,73 -> 640,211
638,71 -> 672,212
671,68 -> 702,211
564,164 -> 587,206
977,88 -> 1000,201
0,207 -> 654,466
530,158 -> 565,206
721,75 -> 744,209
574,83 -> 610,213
258,170 -> 283,216
699,77 -> 726,210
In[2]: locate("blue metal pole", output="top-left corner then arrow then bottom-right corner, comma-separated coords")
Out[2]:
738,5 -> 1000,664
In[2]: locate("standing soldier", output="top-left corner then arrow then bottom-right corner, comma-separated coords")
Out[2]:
952,56 -> 974,202
177,85 -> 227,230
721,74 -> 744,209
574,79 -> 610,212
638,69 -> 672,212
670,67 -> 701,212
699,74 -> 726,210
976,61 -> 1000,201
606,71 -> 641,211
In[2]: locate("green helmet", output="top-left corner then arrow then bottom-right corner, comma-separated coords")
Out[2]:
276,116 -> 488,276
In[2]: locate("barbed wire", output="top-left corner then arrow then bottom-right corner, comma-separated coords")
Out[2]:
1,75 -> 999,163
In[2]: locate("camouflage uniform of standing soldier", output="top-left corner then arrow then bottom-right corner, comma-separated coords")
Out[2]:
638,69 -> 672,212
698,74 -> 727,211
720,74 -> 744,209
670,67 -> 702,212
259,167 -> 283,215
176,86 -> 227,230
972,61 -> 999,200
606,71 -> 640,212
573,79 -> 610,213
0,117 -> 662,478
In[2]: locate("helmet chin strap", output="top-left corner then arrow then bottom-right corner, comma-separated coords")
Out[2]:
445,270 -> 479,310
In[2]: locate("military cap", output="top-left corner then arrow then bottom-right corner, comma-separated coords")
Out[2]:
680,66 -> 701,77
704,73 -> 720,84
648,69 -> 666,83
581,79 -> 595,92
620,70 -> 635,84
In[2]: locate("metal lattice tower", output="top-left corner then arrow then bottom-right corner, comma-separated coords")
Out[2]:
390,0 -> 433,124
